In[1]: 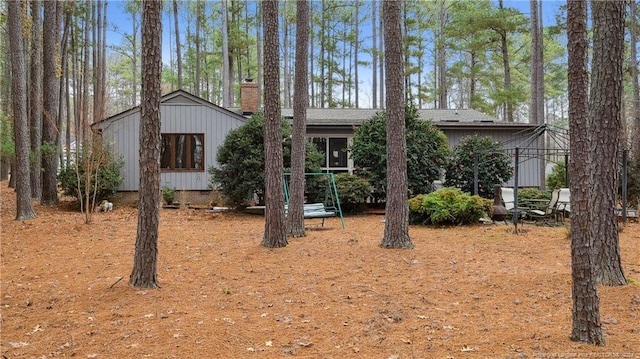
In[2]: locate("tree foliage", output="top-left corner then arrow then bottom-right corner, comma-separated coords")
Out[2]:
58,143 -> 124,203
444,135 -> 513,197
209,112 -> 323,208
408,187 -> 492,226
546,161 -> 567,189
334,173 -> 372,214
0,115 -> 14,162
350,103 -> 449,200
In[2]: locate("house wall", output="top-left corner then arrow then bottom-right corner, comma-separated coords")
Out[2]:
306,126 -> 544,188
100,101 -> 245,191
440,128 -> 543,188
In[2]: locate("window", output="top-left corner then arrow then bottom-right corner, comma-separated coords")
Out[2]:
312,137 -> 327,167
161,133 -> 204,171
310,136 -> 350,171
328,138 -> 348,167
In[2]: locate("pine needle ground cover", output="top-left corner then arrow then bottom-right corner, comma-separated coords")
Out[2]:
1,181 -> 638,358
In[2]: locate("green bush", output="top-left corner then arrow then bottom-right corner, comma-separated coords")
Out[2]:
334,173 -> 372,214
444,135 -> 513,198
350,103 -> 450,200
517,187 -> 551,201
209,112 -> 323,207
546,162 -> 567,189
408,187 -> 492,226
58,143 -> 124,202
161,186 -> 177,204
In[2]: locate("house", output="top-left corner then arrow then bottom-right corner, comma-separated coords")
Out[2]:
94,86 -> 545,204
93,90 -> 247,203
236,82 -> 544,188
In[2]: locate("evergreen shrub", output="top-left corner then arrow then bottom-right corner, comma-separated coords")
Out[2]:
408,187 -> 492,225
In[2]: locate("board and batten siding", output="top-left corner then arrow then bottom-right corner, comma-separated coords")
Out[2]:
99,93 -> 245,191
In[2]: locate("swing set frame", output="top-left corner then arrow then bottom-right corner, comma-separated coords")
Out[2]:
283,172 -> 346,229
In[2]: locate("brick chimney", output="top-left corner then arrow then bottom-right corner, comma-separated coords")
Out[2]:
240,79 -> 258,115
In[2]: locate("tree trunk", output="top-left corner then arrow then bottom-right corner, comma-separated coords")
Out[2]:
354,0 -> 360,108
589,0 -> 627,286
632,0 -> 640,162
8,0 -> 37,220
222,0 -> 231,107
82,8 -> 90,142
131,9 -> 139,107
381,0 -> 412,249
437,0 -> 447,109
130,0 -> 162,289
173,0 -> 183,89
41,0 -> 60,205
497,0 -> 513,122
530,0 -> 539,124
536,0 -> 544,123
320,1 -> 326,108
282,12 -> 290,108
261,0 -> 287,248
286,0 -> 309,238
256,1 -> 262,107
194,0 -> 202,97
58,7 -> 70,169
30,0 -> 43,201
372,1 -> 377,109
378,9 -> 384,109
567,0 -> 603,345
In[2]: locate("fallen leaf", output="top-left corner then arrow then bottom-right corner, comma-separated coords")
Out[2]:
461,345 -> 477,352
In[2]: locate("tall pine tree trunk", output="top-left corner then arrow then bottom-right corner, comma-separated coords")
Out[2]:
437,0 -> 447,109
589,0 -> 626,286
41,0 -> 60,205
286,0 -> 309,238
632,0 -> 640,162
131,0 -> 162,289
222,0 -> 231,107
194,0 -> 202,97
354,0 -> 360,108
173,0 -> 183,89
530,0 -> 540,124
261,0 -> 287,248
567,0 -> 603,344
8,0 -> 36,220
371,1 -> 377,109
381,0 -> 412,249
30,0 -> 43,201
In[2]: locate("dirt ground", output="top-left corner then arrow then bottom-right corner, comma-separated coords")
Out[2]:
1,181 -> 639,359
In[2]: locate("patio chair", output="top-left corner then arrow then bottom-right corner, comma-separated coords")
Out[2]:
526,189 -> 560,224
500,187 -> 527,220
556,188 -> 570,220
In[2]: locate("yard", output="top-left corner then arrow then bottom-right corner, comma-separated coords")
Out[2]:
1,181 -> 639,358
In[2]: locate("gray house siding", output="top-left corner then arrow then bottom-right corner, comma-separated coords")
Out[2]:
96,91 -> 246,191
440,127 -> 543,188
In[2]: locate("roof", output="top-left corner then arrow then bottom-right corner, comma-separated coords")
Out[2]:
93,89 -> 247,128
275,108 -> 537,129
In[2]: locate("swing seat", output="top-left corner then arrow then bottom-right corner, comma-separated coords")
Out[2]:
303,203 -> 336,227
286,203 -> 336,227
